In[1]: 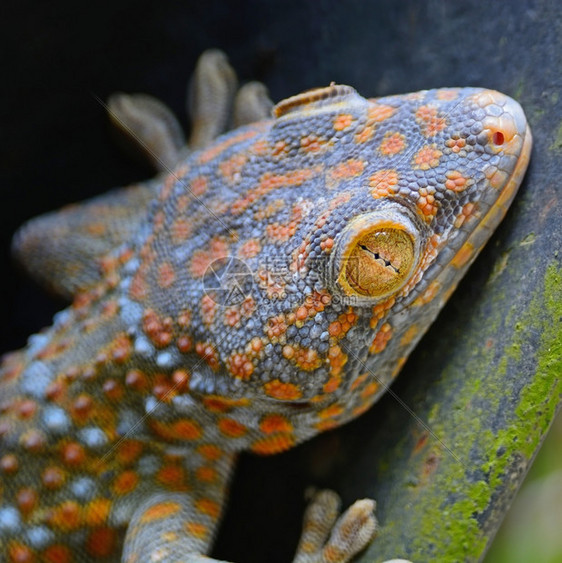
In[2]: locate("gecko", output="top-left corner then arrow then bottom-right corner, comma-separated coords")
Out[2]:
0,50 -> 531,562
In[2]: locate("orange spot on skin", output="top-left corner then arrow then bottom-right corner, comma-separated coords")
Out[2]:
171,419 -> 203,440
254,198 -> 284,221
227,352 -> 254,380
42,467 -> 66,489
112,470 -> 139,495
323,375 -> 342,393
47,500 -> 82,532
350,373 -> 369,391
237,238 -> 261,259
328,159 -> 365,186
413,280 -> 442,306
367,103 -> 397,122
218,418 -> 247,438
333,113 -> 354,130
197,128 -> 258,164
42,545 -> 72,563
264,380 -> 302,401
195,466 -> 217,483
197,444 -> 223,461
379,131 -> 406,156
265,315 -> 288,342
327,345 -> 347,376
171,218 -> 193,244
417,187 -> 439,221
360,381 -> 380,399
157,464 -> 188,489
454,202 -> 477,228
354,124 -> 375,144
445,136 -> 467,153
61,442 -> 86,467
107,335 -> 131,367
328,310 -> 358,339
300,134 -> 330,153
0,454 -> 19,474
436,89 -> 460,100
86,527 -> 117,558
219,153 -> 247,183
445,170 -> 469,192
196,498 -> 221,519
202,395 -> 250,413
16,488 -> 38,515
400,324 -> 420,346
251,434 -> 296,455
415,105 -> 448,136
186,521 -> 209,540
260,414 -> 294,435
451,241 -> 475,268
413,145 -> 442,170
157,261 -> 176,288
369,169 -> 399,198
129,265 -> 149,301
140,501 -> 182,523
195,342 -> 220,371
251,139 -> 270,156
232,167 -> 319,214
190,237 -> 229,278
125,369 -> 149,392
265,203 -> 305,242
7,543 -> 34,563
143,309 -> 174,348
201,294 -> 217,326
315,419 -> 339,432
17,399 -> 37,419
320,237 -> 334,252
318,404 -> 344,420
84,498 -> 111,527
288,346 -> 322,371
271,140 -> 289,158
369,323 -> 393,354
70,393 -> 93,422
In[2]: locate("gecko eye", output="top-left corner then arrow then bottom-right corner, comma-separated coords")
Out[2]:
341,228 -> 415,297
331,209 -> 421,301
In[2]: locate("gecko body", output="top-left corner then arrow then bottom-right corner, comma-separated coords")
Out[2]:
0,51 -> 531,562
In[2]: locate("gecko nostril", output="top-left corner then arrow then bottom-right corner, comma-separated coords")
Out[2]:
493,131 -> 505,145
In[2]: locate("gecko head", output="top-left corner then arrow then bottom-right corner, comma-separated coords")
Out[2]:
325,88 -> 532,310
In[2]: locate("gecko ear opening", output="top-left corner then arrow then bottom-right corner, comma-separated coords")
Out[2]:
331,208 -> 422,301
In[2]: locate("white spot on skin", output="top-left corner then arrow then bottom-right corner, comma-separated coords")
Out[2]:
42,406 -> 71,434
26,333 -> 50,355
119,296 -> 143,328
156,351 -> 174,367
134,336 -> 155,356
70,477 -> 97,499
78,427 -> 108,448
52,309 -> 72,328
0,506 -> 21,533
20,362 -> 53,398
26,525 -> 54,549
172,394 -> 196,413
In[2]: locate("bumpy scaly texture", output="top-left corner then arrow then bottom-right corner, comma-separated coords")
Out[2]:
0,50 -> 531,563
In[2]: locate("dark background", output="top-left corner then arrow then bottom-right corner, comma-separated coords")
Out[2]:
1,1 -> 560,561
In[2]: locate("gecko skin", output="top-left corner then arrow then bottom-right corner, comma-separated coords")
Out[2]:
0,51 -> 531,563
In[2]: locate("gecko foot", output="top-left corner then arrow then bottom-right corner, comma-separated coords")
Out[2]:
292,489 -> 377,563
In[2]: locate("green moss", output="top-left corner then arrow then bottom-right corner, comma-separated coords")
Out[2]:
548,121 -> 562,151
368,260 -> 562,561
